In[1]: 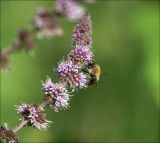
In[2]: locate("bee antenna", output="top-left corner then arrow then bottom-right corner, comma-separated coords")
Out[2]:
88,61 -> 95,67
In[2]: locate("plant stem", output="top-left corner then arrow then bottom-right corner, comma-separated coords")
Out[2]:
4,42 -> 21,55
12,119 -> 28,133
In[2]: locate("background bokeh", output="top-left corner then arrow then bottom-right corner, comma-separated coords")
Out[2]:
0,0 -> 159,142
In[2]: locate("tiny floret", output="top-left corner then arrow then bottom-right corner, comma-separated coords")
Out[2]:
57,60 -> 87,89
16,103 -> 51,130
42,78 -> 70,112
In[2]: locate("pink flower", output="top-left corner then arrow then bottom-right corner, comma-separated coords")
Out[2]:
32,7 -> 63,38
55,0 -> 85,21
56,60 -> 87,89
42,78 -> 70,112
68,45 -> 93,65
16,103 -> 51,130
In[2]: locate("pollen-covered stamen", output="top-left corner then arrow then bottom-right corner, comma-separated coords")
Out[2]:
16,104 -> 51,131
57,60 -> 87,89
32,7 -> 63,38
54,0 -> 85,21
68,45 -> 93,65
42,78 -> 70,112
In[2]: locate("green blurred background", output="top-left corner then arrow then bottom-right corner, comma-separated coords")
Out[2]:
0,0 -> 159,142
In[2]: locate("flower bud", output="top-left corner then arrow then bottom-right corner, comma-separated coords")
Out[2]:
0,51 -> 10,69
18,29 -> 35,51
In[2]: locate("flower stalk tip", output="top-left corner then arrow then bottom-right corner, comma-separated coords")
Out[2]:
72,13 -> 92,47
55,0 -> 85,21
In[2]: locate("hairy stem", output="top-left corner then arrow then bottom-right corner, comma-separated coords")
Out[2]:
12,119 -> 28,133
4,42 -> 21,55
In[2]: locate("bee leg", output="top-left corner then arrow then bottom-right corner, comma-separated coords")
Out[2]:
96,82 -> 98,87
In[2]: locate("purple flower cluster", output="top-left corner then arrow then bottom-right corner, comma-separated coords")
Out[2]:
42,13 -> 93,112
41,13 -> 93,113
0,123 -> 18,143
68,45 -> 93,65
32,7 -> 63,38
16,103 -> 51,130
42,78 -> 70,112
1,1 -> 96,140
13,13 -> 94,134
55,0 -> 85,21
57,60 -> 87,89
8,13 -> 94,135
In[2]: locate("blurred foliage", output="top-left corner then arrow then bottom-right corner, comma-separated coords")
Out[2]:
0,0 -> 159,142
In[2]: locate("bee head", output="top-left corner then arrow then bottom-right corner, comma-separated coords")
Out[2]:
87,61 -> 95,68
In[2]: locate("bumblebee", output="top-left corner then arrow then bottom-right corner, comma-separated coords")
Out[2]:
87,62 -> 101,86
